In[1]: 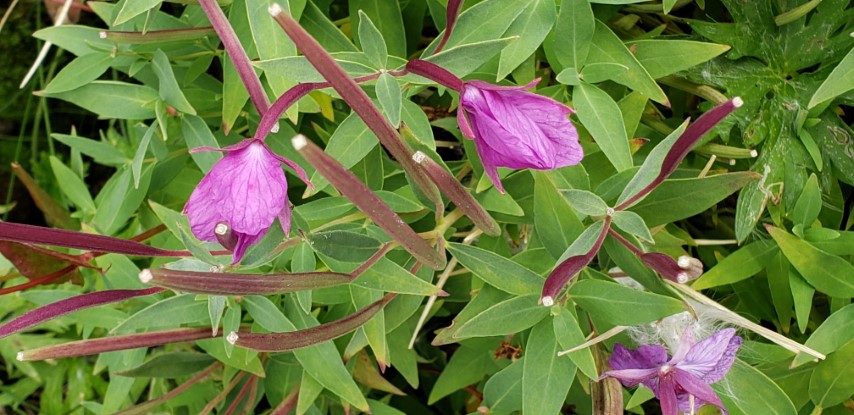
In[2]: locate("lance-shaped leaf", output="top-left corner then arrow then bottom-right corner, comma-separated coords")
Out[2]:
0,222 -> 186,257
229,293 -> 396,352
541,217 -> 611,306
198,0 -> 269,115
0,288 -> 164,339
18,327 -> 215,361
293,135 -> 446,270
269,5 -> 442,211
413,151 -> 500,236
11,162 -> 76,229
140,268 -> 353,295
616,97 -> 743,210
100,27 -> 218,44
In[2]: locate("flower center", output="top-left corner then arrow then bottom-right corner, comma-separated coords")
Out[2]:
659,364 -> 672,375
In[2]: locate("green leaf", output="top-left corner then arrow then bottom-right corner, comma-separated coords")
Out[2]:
627,40 -> 730,79
196,337 -> 264,377
562,189 -> 608,216
132,123 -> 156,189
553,0 -> 594,70
586,21 -> 667,104
792,304 -> 854,367
285,297 -> 370,411
792,174 -> 821,228
715,359 -> 797,415
421,37 -> 517,79
428,338 -> 502,404
151,49 -> 195,115
808,45 -> 854,108
353,257 -> 443,296
555,67 -> 581,85
569,279 -> 686,325
51,133 -> 129,166
308,230 -> 382,263
181,115 -> 222,173
111,294 -> 207,334
247,0 -> 298,96
809,338 -> 854,407
453,295 -> 549,339
93,166 -> 152,235
306,113 -> 379,195
611,210 -> 652,243
350,0 -> 406,58
301,0 -> 356,52
441,0 -> 525,50
243,296 -> 291,332
522,318 -> 575,415
768,226 -> 854,298
692,240 -> 779,289
447,243 -> 542,296
49,156 -> 96,213
38,81 -> 157,119
115,352 -> 215,378
148,200 -> 218,265
42,53 -> 113,94
114,0 -> 161,25
616,120 -> 688,206
497,0 -> 556,80
534,171 -> 585,259
356,10 -> 388,68
574,82 -> 633,172
580,62 -> 628,83
553,307 -> 597,379
375,72 -> 401,128
482,358 -> 524,413
631,172 -> 760,227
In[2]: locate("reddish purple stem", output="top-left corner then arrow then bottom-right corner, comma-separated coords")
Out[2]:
433,0 -> 465,55
0,222 -> 186,257
405,59 -> 464,91
541,217 -> 612,305
198,0 -> 270,116
0,288 -> 164,339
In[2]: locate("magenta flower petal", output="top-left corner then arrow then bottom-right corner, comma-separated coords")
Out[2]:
657,376 -> 679,415
458,80 -> 582,192
185,139 -> 303,263
609,343 -> 669,371
679,328 -> 742,383
673,368 -> 725,412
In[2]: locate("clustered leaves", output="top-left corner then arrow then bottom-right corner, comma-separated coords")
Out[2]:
1,0 -> 853,414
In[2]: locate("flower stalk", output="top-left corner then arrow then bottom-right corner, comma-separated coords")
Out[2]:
18,327 -> 216,361
541,217 -> 612,306
0,222 -> 186,257
0,287 -> 164,339
229,293 -> 396,352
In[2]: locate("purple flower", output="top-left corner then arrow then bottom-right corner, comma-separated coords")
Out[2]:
184,138 -> 310,263
457,80 -> 583,193
602,328 -> 742,415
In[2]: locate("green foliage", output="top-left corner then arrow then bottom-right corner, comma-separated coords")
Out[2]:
2,1 -> 854,414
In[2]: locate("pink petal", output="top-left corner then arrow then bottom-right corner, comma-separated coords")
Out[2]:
678,328 -> 742,383
600,368 -> 659,388
673,368 -> 726,413
610,343 -> 669,370
657,376 -> 680,415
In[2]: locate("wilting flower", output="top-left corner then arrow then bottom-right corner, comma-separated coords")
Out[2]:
458,80 -> 583,192
602,328 -> 742,415
184,138 -> 310,263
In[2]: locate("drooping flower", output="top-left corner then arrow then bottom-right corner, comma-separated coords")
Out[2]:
601,328 -> 742,415
184,138 -> 310,263
457,80 -> 583,193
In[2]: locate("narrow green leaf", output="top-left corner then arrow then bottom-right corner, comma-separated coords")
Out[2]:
421,37 -> 516,78
181,115 -> 221,173
627,40 -> 730,79
574,82 -> 632,171
349,0 -> 406,57
42,53 -> 113,94
38,81 -> 158,119
768,226 -> 854,298
715,359 -> 797,415
611,210 -> 653,243
809,45 -> 854,108
692,240 -> 779,289
562,189 -> 608,216
49,156 -> 96,213
792,174 -> 821,228
522,318 -> 575,415
569,279 -> 685,325
453,295 -> 549,339
115,352 -> 215,378
586,21 -> 667,104
792,304 -> 854,367
114,0 -> 161,25
375,72 -> 401,128
809,338 -> 854,407
356,10 -> 388,68
306,113 -> 379,196
447,243 -> 542,296
428,338 -> 502,404
51,133 -> 129,166
553,308 -> 597,379
534,171 -> 585,259
111,294 -> 207,334
482,358 -> 524,413
497,0 -> 556,80
554,0 -> 594,70
132,123 -> 156,189
151,49 -> 195,115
